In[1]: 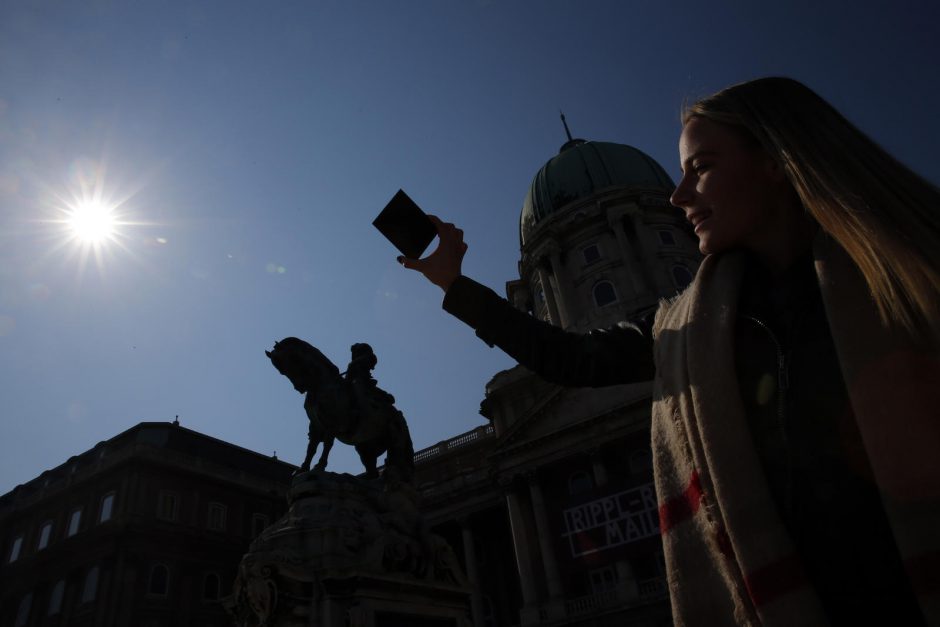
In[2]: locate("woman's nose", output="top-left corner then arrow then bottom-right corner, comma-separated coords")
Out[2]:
670,176 -> 693,209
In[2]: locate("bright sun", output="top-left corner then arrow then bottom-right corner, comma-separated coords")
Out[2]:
67,201 -> 117,243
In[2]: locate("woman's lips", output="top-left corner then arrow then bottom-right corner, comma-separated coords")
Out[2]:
694,216 -> 712,234
687,210 -> 712,233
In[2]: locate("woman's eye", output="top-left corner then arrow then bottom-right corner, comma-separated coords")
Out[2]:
693,164 -> 710,174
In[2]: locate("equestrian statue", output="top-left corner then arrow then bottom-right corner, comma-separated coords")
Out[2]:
266,338 -> 415,483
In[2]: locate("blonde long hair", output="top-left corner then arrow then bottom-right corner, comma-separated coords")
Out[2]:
685,77 -> 939,336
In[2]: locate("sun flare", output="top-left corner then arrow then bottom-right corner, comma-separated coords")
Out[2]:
67,201 -> 117,243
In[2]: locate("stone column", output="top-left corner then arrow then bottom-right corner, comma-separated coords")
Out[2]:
536,266 -> 561,326
504,482 -> 540,625
628,212 -> 657,296
546,248 -> 571,328
527,473 -> 566,620
459,517 -> 486,627
608,208 -> 646,301
590,450 -> 608,488
615,560 -> 640,602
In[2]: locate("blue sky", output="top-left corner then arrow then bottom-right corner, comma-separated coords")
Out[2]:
1,0 -> 938,493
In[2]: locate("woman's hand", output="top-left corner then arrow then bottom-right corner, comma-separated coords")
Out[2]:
398,215 -> 467,292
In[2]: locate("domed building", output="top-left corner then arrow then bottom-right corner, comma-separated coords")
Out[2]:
412,129 -> 701,627
510,136 -> 699,332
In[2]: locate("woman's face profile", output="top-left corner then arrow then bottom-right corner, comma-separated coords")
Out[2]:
670,117 -> 784,257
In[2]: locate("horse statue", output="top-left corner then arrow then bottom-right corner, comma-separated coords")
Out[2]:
266,337 -> 415,483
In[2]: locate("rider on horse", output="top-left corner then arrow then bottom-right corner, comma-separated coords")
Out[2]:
345,343 -> 396,406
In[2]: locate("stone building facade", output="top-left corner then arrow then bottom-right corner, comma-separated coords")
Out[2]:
0,422 -> 293,627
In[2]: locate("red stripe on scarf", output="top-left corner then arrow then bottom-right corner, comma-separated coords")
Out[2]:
659,471 -> 703,533
906,550 -> 940,594
744,553 -> 807,607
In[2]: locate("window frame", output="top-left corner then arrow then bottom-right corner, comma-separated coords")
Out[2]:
657,229 -> 677,247
592,280 -> 618,308
251,513 -> 269,538
8,534 -> 24,563
588,565 -> 619,594
37,520 -> 53,551
207,502 -> 227,532
47,579 -> 65,616
581,243 -> 602,265
67,507 -> 83,537
14,592 -> 32,627
81,566 -> 99,603
98,492 -> 115,523
567,470 -> 594,496
157,490 -> 180,522
148,563 -> 170,597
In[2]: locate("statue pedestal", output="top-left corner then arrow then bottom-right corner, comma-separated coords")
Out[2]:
228,471 -> 471,627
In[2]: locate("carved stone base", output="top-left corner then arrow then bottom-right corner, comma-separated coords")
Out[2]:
227,471 -> 470,627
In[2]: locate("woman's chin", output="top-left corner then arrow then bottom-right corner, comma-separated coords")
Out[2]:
698,239 -> 717,256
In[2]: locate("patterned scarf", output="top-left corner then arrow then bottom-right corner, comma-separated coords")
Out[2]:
651,240 -> 939,626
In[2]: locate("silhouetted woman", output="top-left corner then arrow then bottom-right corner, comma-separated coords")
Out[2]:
401,77 -> 939,626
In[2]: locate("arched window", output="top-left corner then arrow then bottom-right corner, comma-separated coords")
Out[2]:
568,471 -> 594,495
81,566 -> 99,603
48,580 -> 65,615
593,281 -> 617,307
8,535 -> 23,563
99,492 -> 115,523
672,265 -> 693,290
149,564 -> 169,596
37,521 -> 53,550
68,508 -> 82,537
203,573 -> 221,600
14,593 -> 31,627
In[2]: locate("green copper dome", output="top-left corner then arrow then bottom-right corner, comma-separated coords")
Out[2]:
520,140 -> 674,244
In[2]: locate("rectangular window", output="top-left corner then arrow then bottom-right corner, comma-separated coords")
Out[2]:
81,566 -> 99,603
14,593 -> 31,627
8,535 -> 23,563
582,244 -> 602,264
67,508 -> 82,537
252,513 -> 269,538
99,492 -> 115,523
207,502 -> 227,531
588,566 -> 618,594
37,521 -> 53,550
47,580 -> 65,615
157,491 -> 179,521
657,229 -> 677,246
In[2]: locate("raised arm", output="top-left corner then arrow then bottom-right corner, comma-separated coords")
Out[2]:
399,216 -> 654,387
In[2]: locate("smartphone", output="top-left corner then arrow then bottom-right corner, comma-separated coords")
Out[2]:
373,189 -> 437,259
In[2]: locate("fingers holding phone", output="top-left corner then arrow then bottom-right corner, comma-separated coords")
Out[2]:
399,214 -> 467,291
373,189 -> 467,292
